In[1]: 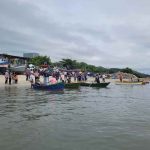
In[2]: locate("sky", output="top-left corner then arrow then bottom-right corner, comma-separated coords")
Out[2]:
0,0 -> 150,72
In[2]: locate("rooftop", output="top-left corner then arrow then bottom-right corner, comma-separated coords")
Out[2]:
0,54 -> 30,60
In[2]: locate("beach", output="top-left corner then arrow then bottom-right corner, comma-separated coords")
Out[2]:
0,75 -> 118,87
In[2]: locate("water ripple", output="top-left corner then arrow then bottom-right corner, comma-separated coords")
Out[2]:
0,84 -> 150,150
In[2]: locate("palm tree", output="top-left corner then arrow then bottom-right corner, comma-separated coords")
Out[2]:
59,59 -> 77,70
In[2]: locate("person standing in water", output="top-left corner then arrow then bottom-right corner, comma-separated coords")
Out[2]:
12,72 -> 18,84
8,71 -> 12,85
5,70 -> 9,84
119,74 -> 123,82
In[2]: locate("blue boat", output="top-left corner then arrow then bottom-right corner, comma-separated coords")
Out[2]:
31,82 -> 65,91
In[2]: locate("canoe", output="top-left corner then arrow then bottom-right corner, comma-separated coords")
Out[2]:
65,83 -> 80,89
31,82 -> 65,91
80,82 -> 110,87
142,81 -> 149,84
115,81 -> 145,85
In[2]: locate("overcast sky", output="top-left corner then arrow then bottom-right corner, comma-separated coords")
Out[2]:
0,0 -> 150,70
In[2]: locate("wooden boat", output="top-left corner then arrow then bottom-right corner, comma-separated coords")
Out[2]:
80,82 -> 110,87
142,81 -> 149,84
31,82 -> 65,91
115,81 -> 145,85
65,83 -> 80,89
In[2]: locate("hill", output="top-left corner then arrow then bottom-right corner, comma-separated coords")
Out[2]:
108,67 -> 150,78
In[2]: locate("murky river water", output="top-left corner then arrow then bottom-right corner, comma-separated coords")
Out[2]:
0,83 -> 150,150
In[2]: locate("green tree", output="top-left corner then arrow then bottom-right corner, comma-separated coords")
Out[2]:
29,56 -> 51,66
77,62 -> 87,71
59,59 -> 77,69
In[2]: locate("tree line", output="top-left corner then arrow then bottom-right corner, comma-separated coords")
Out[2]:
28,56 -> 150,78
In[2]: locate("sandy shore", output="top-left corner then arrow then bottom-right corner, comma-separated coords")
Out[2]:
1,75 -> 149,87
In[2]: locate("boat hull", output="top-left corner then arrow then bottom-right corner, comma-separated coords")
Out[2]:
80,82 -> 110,87
65,83 -> 80,89
32,82 -> 65,91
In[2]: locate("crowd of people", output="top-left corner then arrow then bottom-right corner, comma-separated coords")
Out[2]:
95,74 -> 106,83
25,68 -> 89,85
4,67 -> 107,86
25,67 -> 107,86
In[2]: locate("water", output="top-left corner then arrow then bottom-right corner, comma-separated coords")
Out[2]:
0,83 -> 150,150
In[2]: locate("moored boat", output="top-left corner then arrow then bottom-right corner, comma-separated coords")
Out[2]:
142,81 -> 149,84
80,82 -> 110,88
31,82 -> 65,91
115,81 -> 145,85
65,83 -> 80,89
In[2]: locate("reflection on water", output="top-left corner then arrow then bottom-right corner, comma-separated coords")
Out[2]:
0,84 -> 150,150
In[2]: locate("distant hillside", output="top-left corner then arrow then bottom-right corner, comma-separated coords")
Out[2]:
108,67 -> 150,78
131,70 -> 150,78
107,68 -> 121,74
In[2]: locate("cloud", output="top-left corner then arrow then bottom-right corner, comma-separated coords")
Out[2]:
0,0 -> 150,69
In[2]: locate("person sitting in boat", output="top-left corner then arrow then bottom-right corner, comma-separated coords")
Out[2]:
95,74 -> 100,83
49,75 -> 57,84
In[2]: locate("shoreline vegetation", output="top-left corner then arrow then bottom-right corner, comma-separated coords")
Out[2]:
28,56 -> 150,78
